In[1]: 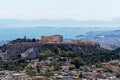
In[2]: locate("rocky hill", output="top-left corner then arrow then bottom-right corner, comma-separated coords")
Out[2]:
4,42 -> 100,60
1,40 -> 120,65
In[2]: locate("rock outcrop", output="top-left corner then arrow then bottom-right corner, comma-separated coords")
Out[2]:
5,42 -> 39,59
21,47 -> 40,59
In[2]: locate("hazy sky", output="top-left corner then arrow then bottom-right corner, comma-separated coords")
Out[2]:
0,0 -> 120,20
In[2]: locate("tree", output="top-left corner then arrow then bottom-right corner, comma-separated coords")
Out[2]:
104,68 -> 113,73
32,38 -> 36,42
0,44 -> 7,52
71,57 -> 85,68
26,70 -> 37,76
96,63 -> 102,68
79,72 -> 83,78
69,65 -> 76,70
0,57 -> 2,61
116,72 -> 120,78
43,49 -> 54,56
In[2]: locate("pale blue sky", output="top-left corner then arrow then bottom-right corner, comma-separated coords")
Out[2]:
0,0 -> 120,20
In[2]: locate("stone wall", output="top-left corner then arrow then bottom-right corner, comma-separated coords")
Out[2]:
71,40 -> 99,45
41,35 -> 63,43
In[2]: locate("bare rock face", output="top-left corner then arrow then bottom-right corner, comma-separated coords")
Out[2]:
21,47 -> 39,59
5,42 -> 40,59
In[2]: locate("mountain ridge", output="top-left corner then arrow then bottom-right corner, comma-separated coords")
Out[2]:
76,30 -> 120,49
0,18 -> 120,27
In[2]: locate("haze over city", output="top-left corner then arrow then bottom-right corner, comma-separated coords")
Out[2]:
0,0 -> 120,21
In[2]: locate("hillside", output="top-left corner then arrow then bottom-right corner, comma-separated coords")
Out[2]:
76,30 -> 120,49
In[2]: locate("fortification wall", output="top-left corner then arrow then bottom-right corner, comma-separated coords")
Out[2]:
41,35 -> 63,43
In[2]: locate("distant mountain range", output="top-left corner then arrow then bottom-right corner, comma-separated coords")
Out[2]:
76,30 -> 120,49
0,18 -> 120,27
